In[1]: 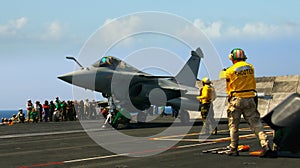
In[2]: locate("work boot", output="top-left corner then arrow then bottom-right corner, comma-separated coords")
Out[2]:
225,146 -> 239,156
260,145 -> 277,158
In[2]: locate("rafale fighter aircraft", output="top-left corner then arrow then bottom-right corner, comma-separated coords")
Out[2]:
58,48 -> 204,126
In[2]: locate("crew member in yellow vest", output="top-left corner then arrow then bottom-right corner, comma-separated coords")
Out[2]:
223,48 -> 271,156
197,77 -> 217,135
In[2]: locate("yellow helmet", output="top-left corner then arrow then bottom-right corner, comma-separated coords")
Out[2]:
202,77 -> 211,84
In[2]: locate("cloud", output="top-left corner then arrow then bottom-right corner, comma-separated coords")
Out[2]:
226,22 -> 280,38
0,17 -> 66,41
192,19 -> 300,40
40,21 -> 65,41
0,17 -> 28,36
100,16 -> 143,45
102,16 -> 300,42
14,17 -> 28,29
96,15 -> 300,51
193,19 -> 222,38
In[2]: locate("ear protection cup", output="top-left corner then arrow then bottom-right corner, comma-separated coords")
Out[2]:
229,53 -> 234,61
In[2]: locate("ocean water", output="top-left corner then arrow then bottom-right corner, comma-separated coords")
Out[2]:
0,110 -> 27,119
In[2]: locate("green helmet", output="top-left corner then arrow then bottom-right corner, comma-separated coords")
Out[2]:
229,48 -> 247,61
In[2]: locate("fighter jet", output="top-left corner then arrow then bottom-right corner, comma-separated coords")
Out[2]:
262,92 -> 300,157
58,48 -> 204,125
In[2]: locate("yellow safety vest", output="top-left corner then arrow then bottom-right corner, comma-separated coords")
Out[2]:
225,61 -> 256,98
197,84 -> 216,104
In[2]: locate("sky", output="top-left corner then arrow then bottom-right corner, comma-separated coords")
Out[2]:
0,0 -> 300,109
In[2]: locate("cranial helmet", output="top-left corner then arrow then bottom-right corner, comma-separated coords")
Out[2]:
202,77 -> 211,84
229,48 -> 247,61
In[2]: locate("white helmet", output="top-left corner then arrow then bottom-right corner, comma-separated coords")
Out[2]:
202,77 -> 211,84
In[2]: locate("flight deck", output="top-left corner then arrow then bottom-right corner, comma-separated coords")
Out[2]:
1,119 -> 299,168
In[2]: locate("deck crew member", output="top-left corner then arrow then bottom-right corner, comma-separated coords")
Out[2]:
223,48 -> 271,156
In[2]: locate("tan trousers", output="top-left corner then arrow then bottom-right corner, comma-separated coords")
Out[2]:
227,97 -> 268,149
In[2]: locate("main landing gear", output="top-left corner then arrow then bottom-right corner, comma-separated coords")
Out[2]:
101,96 -> 131,129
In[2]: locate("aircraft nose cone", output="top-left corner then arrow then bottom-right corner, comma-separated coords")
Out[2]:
57,73 -> 73,84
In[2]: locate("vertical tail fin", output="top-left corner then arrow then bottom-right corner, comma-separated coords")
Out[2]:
175,47 -> 203,87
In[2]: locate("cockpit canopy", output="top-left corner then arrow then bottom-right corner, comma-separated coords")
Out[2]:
92,56 -> 139,72
100,57 -> 110,64
92,56 -> 119,68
